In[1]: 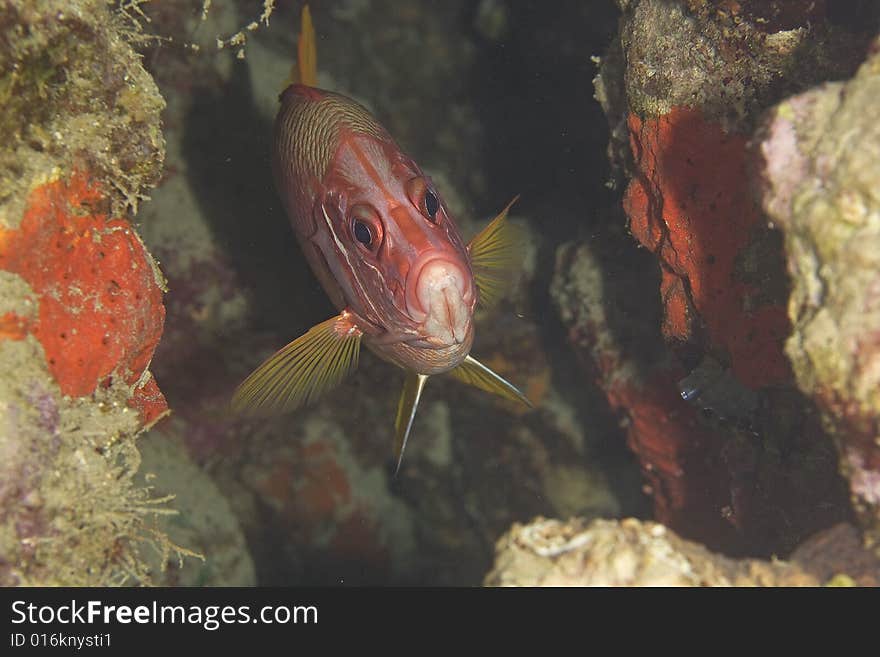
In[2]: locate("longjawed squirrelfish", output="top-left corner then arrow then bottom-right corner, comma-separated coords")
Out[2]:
232,5 -> 531,474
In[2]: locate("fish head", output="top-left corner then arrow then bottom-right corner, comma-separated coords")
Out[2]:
319,131 -> 476,356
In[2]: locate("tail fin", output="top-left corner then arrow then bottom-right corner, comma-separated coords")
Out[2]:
295,4 -> 318,86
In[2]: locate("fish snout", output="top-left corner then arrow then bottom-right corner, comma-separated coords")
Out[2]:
407,257 -> 472,346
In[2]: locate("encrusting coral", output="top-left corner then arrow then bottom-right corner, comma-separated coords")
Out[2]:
0,0 -> 190,585
486,516 -> 880,586
755,36 -> 880,542
567,0 -> 877,557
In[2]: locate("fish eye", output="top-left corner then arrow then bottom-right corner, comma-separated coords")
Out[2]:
352,219 -> 372,247
349,204 -> 383,253
406,177 -> 442,225
423,189 -> 440,222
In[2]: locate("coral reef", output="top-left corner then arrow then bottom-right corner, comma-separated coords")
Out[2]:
607,0 -> 869,380
551,239 -> 848,556
0,0 -> 165,224
485,516 -> 880,586
1,173 -> 166,407
0,0 -> 181,584
137,435 -> 255,586
0,332 -> 177,586
624,106 -> 792,388
564,0 -> 879,556
755,38 -> 880,541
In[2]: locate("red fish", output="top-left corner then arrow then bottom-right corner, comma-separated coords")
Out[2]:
233,6 -> 530,473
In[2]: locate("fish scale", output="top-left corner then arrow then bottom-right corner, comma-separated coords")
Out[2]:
275,89 -> 387,212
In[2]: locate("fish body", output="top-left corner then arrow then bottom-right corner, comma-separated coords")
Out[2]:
273,85 -> 475,374
233,6 -> 530,473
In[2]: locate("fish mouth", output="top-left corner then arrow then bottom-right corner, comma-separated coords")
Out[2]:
406,255 -> 472,347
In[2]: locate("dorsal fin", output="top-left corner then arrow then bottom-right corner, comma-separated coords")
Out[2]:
296,4 -> 318,87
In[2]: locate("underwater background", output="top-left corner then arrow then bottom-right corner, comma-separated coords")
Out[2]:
2,0 -> 880,586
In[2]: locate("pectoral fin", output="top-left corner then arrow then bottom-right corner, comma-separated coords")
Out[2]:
231,313 -> 362,416
468,196 -> 526,309
393,372 -> 428,476
447,355 -> 532,408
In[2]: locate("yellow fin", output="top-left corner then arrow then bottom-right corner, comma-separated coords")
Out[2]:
446,355 -> 532,408
231,314 -> 361,416
295,4 -> 318,87
468,196 -> 526,308
393,372 -> 428,476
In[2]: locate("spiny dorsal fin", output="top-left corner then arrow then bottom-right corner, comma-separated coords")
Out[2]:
446,355 -> 532,408
297,4 -> 318,86
393,372 -> 428,476
231,313 -> 361,416
286,4 -> 318,88
468,196 -> 526,309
